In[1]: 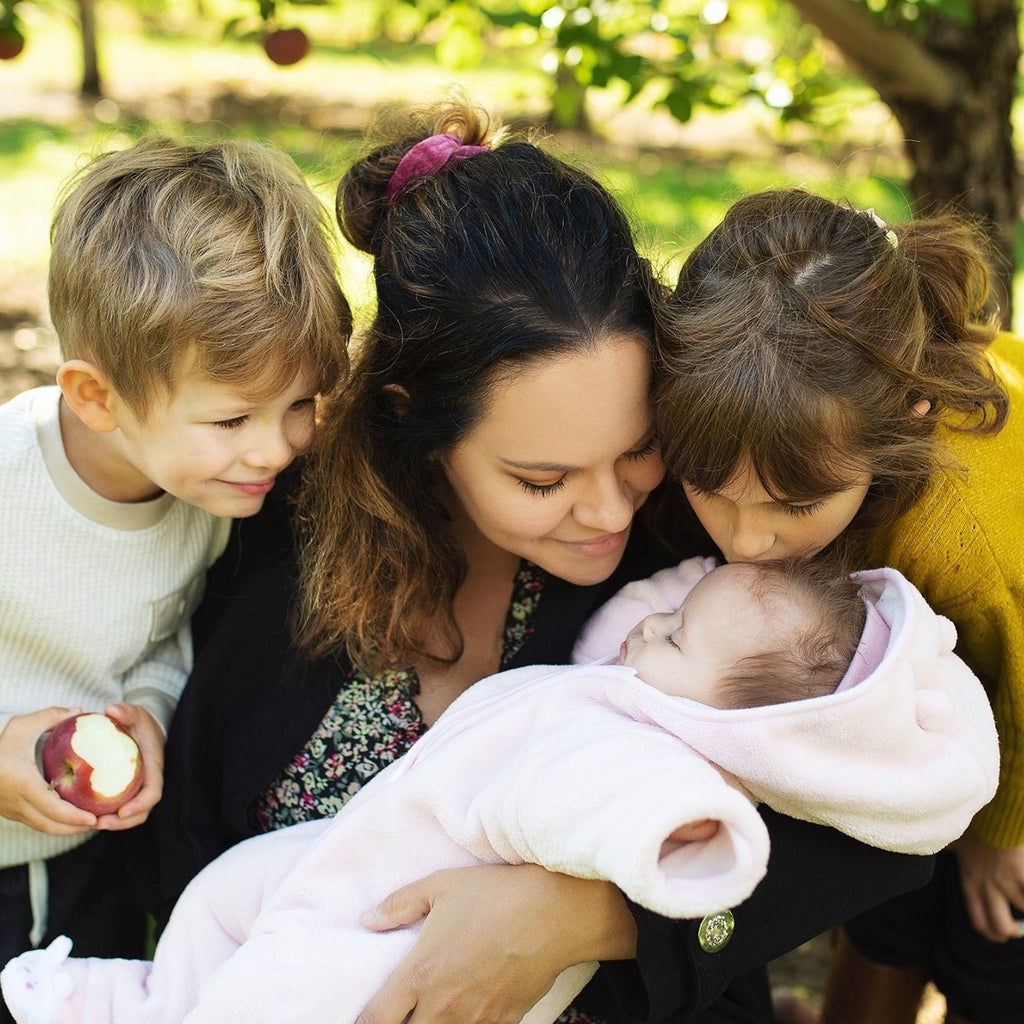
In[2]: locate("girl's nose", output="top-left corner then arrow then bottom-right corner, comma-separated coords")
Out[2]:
730,512 -> 775,560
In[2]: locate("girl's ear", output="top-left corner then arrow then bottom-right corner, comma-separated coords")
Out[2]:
382,383 -> 412,419
910,399 -> 932,419
56,360 -> 119,432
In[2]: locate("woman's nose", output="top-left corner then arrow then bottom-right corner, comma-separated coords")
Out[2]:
574,471 -> 634,534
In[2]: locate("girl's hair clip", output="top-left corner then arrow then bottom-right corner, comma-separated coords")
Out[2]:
862,207 -> 899,250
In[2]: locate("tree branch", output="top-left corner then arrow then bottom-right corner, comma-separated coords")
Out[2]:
786,0 -> 959,106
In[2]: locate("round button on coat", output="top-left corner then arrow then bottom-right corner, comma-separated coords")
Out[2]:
697,909 -> 735,953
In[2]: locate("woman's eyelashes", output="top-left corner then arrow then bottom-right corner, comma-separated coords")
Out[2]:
517,477 -> 567,497
516,439 -> 658,497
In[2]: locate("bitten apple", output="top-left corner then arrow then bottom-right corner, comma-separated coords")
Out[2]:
42,713 -> 143,815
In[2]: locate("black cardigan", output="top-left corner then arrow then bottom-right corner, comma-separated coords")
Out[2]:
142,493 -> 933,1023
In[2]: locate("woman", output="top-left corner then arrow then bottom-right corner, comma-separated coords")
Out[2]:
144,108 -> 933,1024
654,187 -> 1024,1024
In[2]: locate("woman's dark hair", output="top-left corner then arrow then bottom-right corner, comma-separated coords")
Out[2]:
295,98 -> 659,671
655,188 -> 1007,535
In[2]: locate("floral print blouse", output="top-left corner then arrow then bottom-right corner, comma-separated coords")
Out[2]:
252,561 -> 544,831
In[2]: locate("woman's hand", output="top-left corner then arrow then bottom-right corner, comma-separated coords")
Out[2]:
955,829 -> 1024,942
355,863 -> 637,1024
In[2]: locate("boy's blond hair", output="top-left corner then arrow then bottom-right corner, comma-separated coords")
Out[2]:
49,136 -> 351,415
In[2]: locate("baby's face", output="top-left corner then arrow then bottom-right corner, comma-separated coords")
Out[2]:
619,564 -> 791,706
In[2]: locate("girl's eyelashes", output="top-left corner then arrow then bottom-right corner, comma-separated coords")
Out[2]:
783,500 -> 826,518
213,415 -> 248,429
517,477 -> 568,497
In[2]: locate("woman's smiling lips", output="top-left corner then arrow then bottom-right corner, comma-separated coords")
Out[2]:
561,528 -> 630,558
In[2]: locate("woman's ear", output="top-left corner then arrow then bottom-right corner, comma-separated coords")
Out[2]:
382,383 -> 412,419
56,360 -> 119,432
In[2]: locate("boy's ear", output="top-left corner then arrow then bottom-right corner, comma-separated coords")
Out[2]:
56,360 -> 120,432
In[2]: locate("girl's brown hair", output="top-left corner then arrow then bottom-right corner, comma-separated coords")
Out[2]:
294,98 -> 659,672
656,188 -> 1007,534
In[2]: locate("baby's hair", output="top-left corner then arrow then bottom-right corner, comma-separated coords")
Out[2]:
49,135 -> 351,415
295,95 -> 660,672
656,188 -> 1008,532
716,557 -> 867,709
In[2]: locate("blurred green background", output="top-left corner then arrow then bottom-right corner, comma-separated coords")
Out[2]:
0,0 -> 1018,373
0,2 -> 924,330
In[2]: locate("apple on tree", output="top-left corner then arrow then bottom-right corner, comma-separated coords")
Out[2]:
262,26 -> 309,66
42,713 -> 143,816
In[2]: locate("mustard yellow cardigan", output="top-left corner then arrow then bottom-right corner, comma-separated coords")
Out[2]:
868,332 -> 1024,848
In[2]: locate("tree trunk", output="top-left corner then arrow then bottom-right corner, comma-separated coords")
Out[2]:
884,5 -> 1019,325
789,0 -> 1020,327
79,0 -> 102,98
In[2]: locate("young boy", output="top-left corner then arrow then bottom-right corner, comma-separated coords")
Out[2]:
0,558 -> 1000,1024
0,135 -> 351,990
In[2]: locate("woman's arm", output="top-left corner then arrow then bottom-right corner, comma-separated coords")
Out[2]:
355,865 -> 637,1024
586,808 -> 935,1022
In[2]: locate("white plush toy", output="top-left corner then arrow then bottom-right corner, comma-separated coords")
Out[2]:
1,937 -> 74,1024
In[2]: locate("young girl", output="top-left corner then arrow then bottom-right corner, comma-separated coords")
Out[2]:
654,186 -> 1024,1024
141,111 -> 935,1024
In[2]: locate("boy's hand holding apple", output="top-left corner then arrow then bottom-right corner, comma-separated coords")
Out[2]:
93,702 -> 165,828
0,707 -> 97,834
41,705 -> 164,831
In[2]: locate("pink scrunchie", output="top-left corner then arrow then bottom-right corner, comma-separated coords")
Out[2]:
386,134 -> 489,206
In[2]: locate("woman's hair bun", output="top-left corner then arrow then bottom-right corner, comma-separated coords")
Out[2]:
335,97 -> 495,257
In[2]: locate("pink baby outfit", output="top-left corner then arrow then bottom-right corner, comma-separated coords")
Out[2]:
1,563 -> 1000,1024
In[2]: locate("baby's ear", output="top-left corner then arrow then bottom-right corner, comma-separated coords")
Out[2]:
57,360 -> 119,432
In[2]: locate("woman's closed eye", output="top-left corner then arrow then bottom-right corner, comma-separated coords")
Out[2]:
623,437 -> 658,462
517,477 -> 567,497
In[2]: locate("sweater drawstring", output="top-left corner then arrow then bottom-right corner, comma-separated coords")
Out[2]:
27,858 -> 49,947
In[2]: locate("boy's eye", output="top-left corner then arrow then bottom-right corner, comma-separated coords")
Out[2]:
290,397 -> 316,411
666,635 -> 680,650
517,477 -> 567,497
213,415 -> 248,430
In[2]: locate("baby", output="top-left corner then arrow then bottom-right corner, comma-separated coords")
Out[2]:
1,558 -> 999,1024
